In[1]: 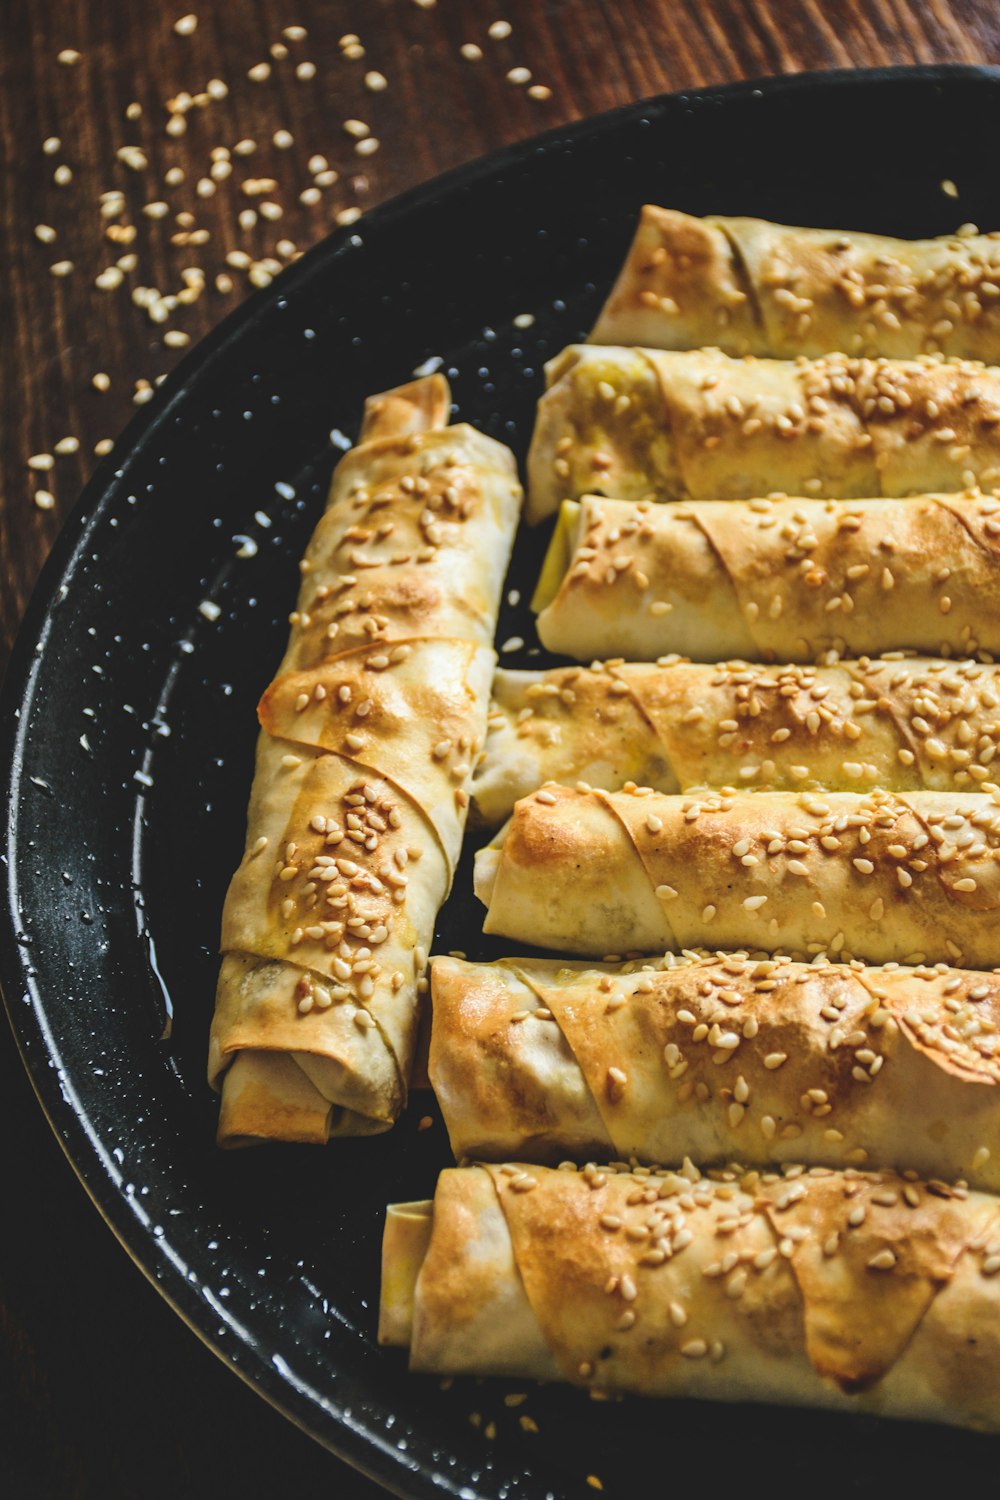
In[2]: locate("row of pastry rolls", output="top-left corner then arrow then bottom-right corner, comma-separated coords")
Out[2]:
383,215 -> 1000,1428
381,1159 -> 1000,1430
209,375 -> 522,1144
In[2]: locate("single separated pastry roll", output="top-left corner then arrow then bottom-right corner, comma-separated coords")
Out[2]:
430,952 -> 1000,1185
474,786 -> 1000,967
525,345 -> 1000,524
472,657 -> 1000,826
533,493 -> 1000,662
590,206 -> 1000,361
380,1161 -> 1000,1432
209,376 -> 522,1144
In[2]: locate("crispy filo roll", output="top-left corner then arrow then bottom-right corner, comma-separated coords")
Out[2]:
590,206 -> 1000,362
525,345 -> 1000,524
209,376 -> 522,1144
380,1160 -> 1000,1432
473,657 -> 1000,827
474,786 -> 1000,967
430,952 -> 1000,1185
533,493 -> 1000,661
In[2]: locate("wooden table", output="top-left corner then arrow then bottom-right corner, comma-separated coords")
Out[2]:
2,3 -> 998,1495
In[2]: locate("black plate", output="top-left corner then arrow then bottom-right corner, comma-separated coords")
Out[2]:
5,65 -> 1000,1500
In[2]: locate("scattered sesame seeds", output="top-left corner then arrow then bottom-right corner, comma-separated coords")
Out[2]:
295,60 -> 316,80
460,42 -> 483,60
42,136 -> 61,155
53,164 -> 73,186
247,62 -> 272,82
365,70 -> 388,92
34,490 -> 56,511
173,13 -> 198,34
488,20 -> 512,39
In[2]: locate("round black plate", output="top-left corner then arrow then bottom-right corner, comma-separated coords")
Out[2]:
4,66 -> 1000,1500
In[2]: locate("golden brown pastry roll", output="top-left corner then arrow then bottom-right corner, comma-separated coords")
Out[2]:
208,376 -> 522,1144
280,378 -> 523,668
430,952 -> 1000,1185
380,1160 -> 1000,1432
474,785 -> 1000,967
533,493 -> 1000,662
473,657 -> 1000,826
590,207 -> 1000,361
526,345 -> 1000,524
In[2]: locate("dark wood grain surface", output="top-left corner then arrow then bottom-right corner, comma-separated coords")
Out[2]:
2,3 -> 1000,1496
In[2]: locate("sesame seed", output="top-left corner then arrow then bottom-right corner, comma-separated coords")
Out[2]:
173,13 -> 198,34
507,66 -> 531,84
528,84 -> 553,100
94,439 -> 113,455
207,78 -> 228,98
34,490 -> 56,511
283,24 -> 308,40
295,60 -> 316,80
54,437 -> 79,455
941,179 -> 959,198
460,43 -> 483,60
34,224 -> 57,243
198,599 -> 221,621
165,114 -> 186,137
355,136 -> 380,157
365,70 -> 388,91
488,20 -> 512,39
273,129 -> 294,149
337,205 -> 363,225
57,49 -> 81,65
247,62 -> 271,82
28,453 -> 55,472
53,164 -> 73,185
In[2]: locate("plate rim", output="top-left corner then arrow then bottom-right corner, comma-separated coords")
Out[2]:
4,61 -> 1000,1498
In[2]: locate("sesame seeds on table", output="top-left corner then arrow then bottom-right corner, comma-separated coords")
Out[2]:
8,4 -> 557,534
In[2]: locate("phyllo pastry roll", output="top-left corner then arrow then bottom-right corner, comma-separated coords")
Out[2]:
472,657 -> 1000,827
430,952 -> 1000,1184
474,786 -> 1000,967
590,206 -> 1000,362
533,493 -> 1000,662
526,345 -> 1000,524
209,376 -> 523,1144
380,1160 -> 1000,1432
